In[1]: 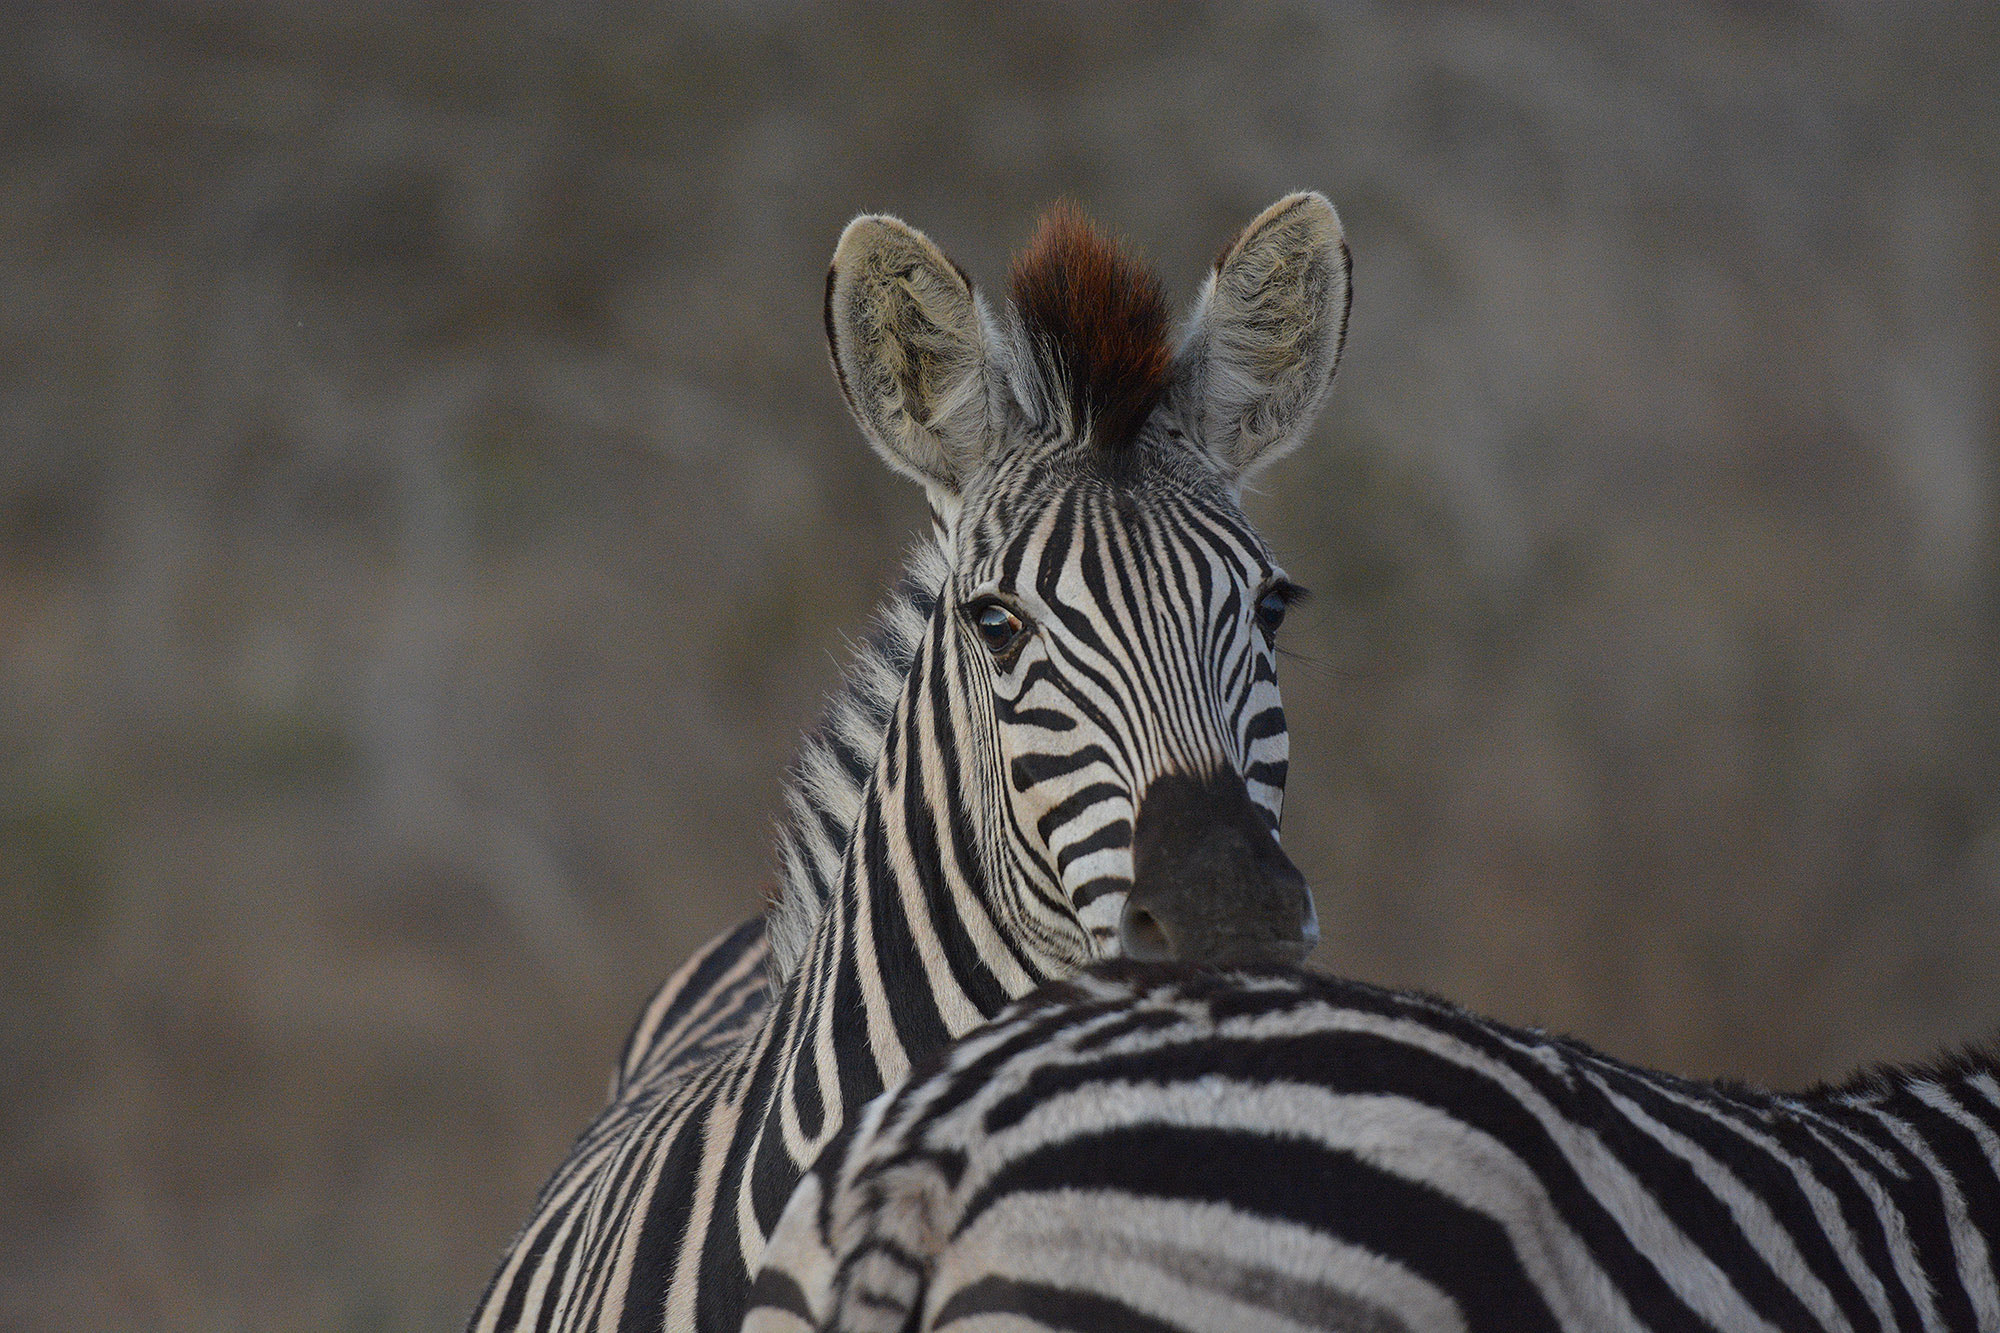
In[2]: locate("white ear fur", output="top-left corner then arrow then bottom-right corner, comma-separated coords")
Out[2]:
1178,192 -> 1351,482
825,215 -> 994,497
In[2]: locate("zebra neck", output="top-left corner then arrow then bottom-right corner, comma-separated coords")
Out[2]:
766,535 -> 948,987
1807,1057 -> 2000,1218
756,631 -> 1054,1182
799,637 -> 1031,1096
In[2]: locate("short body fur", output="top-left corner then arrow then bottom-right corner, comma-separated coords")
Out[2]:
748,965 -> 2000,1333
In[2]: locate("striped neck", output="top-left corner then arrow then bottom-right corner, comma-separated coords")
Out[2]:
735,592 -> 1065,1277
782,576 -> 1062,1090
1805,1053 -> 2000,1241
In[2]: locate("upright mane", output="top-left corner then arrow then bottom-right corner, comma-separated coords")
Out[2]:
767,538 -> 946,984
1007,202 -> 1175,452
1806,1036 -> 2000,1101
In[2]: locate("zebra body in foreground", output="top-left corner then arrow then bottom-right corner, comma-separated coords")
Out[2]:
468,193 -> 1354,1332
746,964 -> 2000,1333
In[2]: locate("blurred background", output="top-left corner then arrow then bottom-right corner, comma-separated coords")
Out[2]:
3,2 -> 1997,1328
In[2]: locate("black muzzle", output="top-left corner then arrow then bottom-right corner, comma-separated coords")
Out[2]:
1121,769 -> 1318,966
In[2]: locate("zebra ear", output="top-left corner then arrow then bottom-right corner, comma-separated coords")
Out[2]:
826,214 -> 995,497
1177,192 -> 1352,483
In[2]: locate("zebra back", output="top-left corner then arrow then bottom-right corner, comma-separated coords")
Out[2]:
610,917 -> 771,1099
468,918 -> 769,1333
745,964 -> 2000,1333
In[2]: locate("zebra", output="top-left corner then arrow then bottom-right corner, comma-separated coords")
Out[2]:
744,963 -> 2000,1333
467,191 -> 1354,1333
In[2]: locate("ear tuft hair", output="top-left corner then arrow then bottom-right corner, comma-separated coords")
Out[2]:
1007,202 -> 1174,452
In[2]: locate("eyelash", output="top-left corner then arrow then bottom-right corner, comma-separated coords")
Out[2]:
1255,579 -> 1308,635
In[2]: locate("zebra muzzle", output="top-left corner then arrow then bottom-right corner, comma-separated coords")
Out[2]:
1122,769 -> 1319,966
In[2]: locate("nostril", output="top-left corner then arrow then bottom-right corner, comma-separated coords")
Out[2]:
1119,901 -> 1173,961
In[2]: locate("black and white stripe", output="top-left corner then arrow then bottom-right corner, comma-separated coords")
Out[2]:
472,919 -> 771,1333
467,194 -> 1355,1333
747,963 -> 2000,1333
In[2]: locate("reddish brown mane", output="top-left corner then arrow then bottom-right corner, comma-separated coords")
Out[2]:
1008,202 -> 1173,452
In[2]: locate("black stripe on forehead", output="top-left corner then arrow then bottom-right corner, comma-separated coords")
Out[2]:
980,472 -> 1268,601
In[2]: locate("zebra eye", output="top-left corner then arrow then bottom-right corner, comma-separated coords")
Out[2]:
1255,587 -> 1290,636
969,600 -> 1027,658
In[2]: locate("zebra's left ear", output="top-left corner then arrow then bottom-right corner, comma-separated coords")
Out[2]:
1175,192 -> 1352,483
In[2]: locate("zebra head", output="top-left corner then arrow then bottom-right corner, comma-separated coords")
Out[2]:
824,194 -> 1349,972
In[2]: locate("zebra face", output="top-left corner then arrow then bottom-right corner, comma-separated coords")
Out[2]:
826,193 -> 1350,972
945,458 -> 1312,964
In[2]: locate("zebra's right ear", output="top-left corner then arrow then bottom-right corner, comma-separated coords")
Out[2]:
826,215 -> 994,497
1176,192 -> 1351,485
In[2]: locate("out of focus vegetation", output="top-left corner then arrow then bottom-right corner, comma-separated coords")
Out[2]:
2,3 -> 1996,1329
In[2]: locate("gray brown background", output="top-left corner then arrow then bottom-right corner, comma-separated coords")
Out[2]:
4,3 -> 1998,1329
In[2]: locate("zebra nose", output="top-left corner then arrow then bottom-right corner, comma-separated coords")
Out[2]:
1122,769 -> 1316,966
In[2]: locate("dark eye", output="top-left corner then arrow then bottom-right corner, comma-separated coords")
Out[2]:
969,600 -> 1028,658
1254,582 -> 1300,637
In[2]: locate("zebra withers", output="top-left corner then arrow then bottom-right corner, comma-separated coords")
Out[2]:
468,194 -> 1354,1332
745,965 -> 2000,1333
